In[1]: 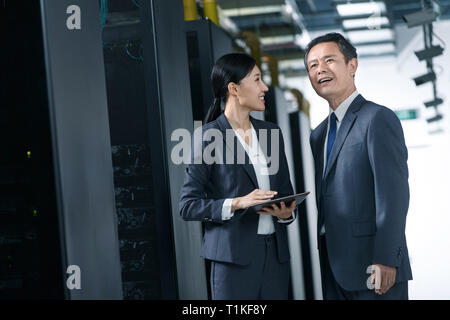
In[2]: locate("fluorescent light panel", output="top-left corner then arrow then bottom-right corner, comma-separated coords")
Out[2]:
295,33 -> 311,48
347,29 -> 393,43
221,5 -> 284,17
356,43 -> 395,55
343,16 -> 389,29
337,1 -> 386,17
278,59 -> 304,69
217,6 -> 239,34
260,35 -> 295,45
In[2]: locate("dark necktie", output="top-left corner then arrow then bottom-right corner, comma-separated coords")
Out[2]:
319,112 -> 337,234
324,112 -> 337,178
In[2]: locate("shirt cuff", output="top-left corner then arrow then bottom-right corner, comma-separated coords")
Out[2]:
221,198 -> 234,221
277,210 -> 296,223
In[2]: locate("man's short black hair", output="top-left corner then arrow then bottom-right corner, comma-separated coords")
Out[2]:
304,32 -> 357,71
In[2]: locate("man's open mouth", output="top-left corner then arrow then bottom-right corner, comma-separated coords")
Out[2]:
318,77 -> 333,84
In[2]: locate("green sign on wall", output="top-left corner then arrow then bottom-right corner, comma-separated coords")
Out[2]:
395,109 -> 418,121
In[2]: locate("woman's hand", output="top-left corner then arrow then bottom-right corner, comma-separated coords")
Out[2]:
231,189 -> 277,211
257,200 -> 296,219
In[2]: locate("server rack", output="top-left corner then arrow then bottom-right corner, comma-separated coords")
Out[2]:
1,2 -> 64,299
101,0 -> 177,299
185,19 -> 234,122
3,0 -> 125,299
3,0 -> 227,300
102,0 -> 208,299
102,0 -> 172,299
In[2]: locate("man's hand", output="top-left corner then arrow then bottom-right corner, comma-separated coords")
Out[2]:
371,264 -> 397,295
257,200 -> 296,219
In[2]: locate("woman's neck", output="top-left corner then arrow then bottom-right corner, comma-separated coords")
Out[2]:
224,100 -> 251,131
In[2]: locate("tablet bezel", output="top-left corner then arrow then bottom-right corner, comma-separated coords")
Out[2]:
241,191 -> 310,216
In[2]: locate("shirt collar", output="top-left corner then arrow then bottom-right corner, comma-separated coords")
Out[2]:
329,90 -> 359,122
233,123 -> 258,150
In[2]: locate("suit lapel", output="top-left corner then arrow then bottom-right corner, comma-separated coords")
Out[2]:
217,113 -> 259,188
312,121 -> 327,196
323,94 -> 365,180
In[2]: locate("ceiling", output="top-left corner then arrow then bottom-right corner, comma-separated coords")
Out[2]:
215,0 -> 450,78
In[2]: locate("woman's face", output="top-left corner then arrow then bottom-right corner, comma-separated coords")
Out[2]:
235,65 -> 269,111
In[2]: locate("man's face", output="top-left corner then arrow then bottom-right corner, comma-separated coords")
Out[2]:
306,41 -> 357,102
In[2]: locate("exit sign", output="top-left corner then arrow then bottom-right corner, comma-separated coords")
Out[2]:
395,109 -> 418,120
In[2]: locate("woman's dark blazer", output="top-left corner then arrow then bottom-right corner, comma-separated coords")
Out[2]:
179,113 -> 295,266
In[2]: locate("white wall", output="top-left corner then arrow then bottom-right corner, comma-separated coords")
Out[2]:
285,20 -> 450,299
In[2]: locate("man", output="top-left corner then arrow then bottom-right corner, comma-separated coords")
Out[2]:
306,33 -> 412,300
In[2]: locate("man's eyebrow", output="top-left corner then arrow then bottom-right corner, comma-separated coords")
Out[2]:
253,73 -> 261,77
308,54 -> 338,65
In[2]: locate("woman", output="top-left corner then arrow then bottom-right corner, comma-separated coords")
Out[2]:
179,53 -> 296,299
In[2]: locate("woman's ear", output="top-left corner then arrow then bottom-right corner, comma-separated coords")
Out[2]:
227,82 -> 238,97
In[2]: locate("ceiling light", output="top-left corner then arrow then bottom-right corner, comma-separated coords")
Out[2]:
426,114 -> 443,123
217,6 -> 239,34
347,29 -> 393,43
413,71 -> 436,86
295,33 -> 311,48
356,43 -> 395,55
342,16 -> 389,29
284,4 -> 293,15
424,97 -> 444,108
402,7 -> 438,28
260,35 -> 294,45
414,45 -> 444,61
336,1 -> 386,17
221,5 -> 284,17
278,59 -> 304,70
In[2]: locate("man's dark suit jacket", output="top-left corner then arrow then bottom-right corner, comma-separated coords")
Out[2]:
310,94 -> 413,291
179,113 -> 295,266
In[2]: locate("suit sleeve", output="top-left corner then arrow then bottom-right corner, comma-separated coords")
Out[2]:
367,108 -> 409,267
178,129 -> 227,224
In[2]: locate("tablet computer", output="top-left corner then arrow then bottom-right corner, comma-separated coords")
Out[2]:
241,191 -> 310,216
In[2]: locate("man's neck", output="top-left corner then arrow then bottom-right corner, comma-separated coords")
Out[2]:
327,86 -> 357,111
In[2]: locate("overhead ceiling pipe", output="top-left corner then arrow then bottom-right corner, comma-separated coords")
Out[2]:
303,99 -> 310,119
240,31 -> 262,69
263,54 -> 279,87
203,0 -> 219,26
290,89 -> 310,119
290,88 -> 304,112
183,0 -> 198,21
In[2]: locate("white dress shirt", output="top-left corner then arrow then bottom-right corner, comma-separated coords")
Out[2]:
222,123 -> 294,234
321,90 -> 359,235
